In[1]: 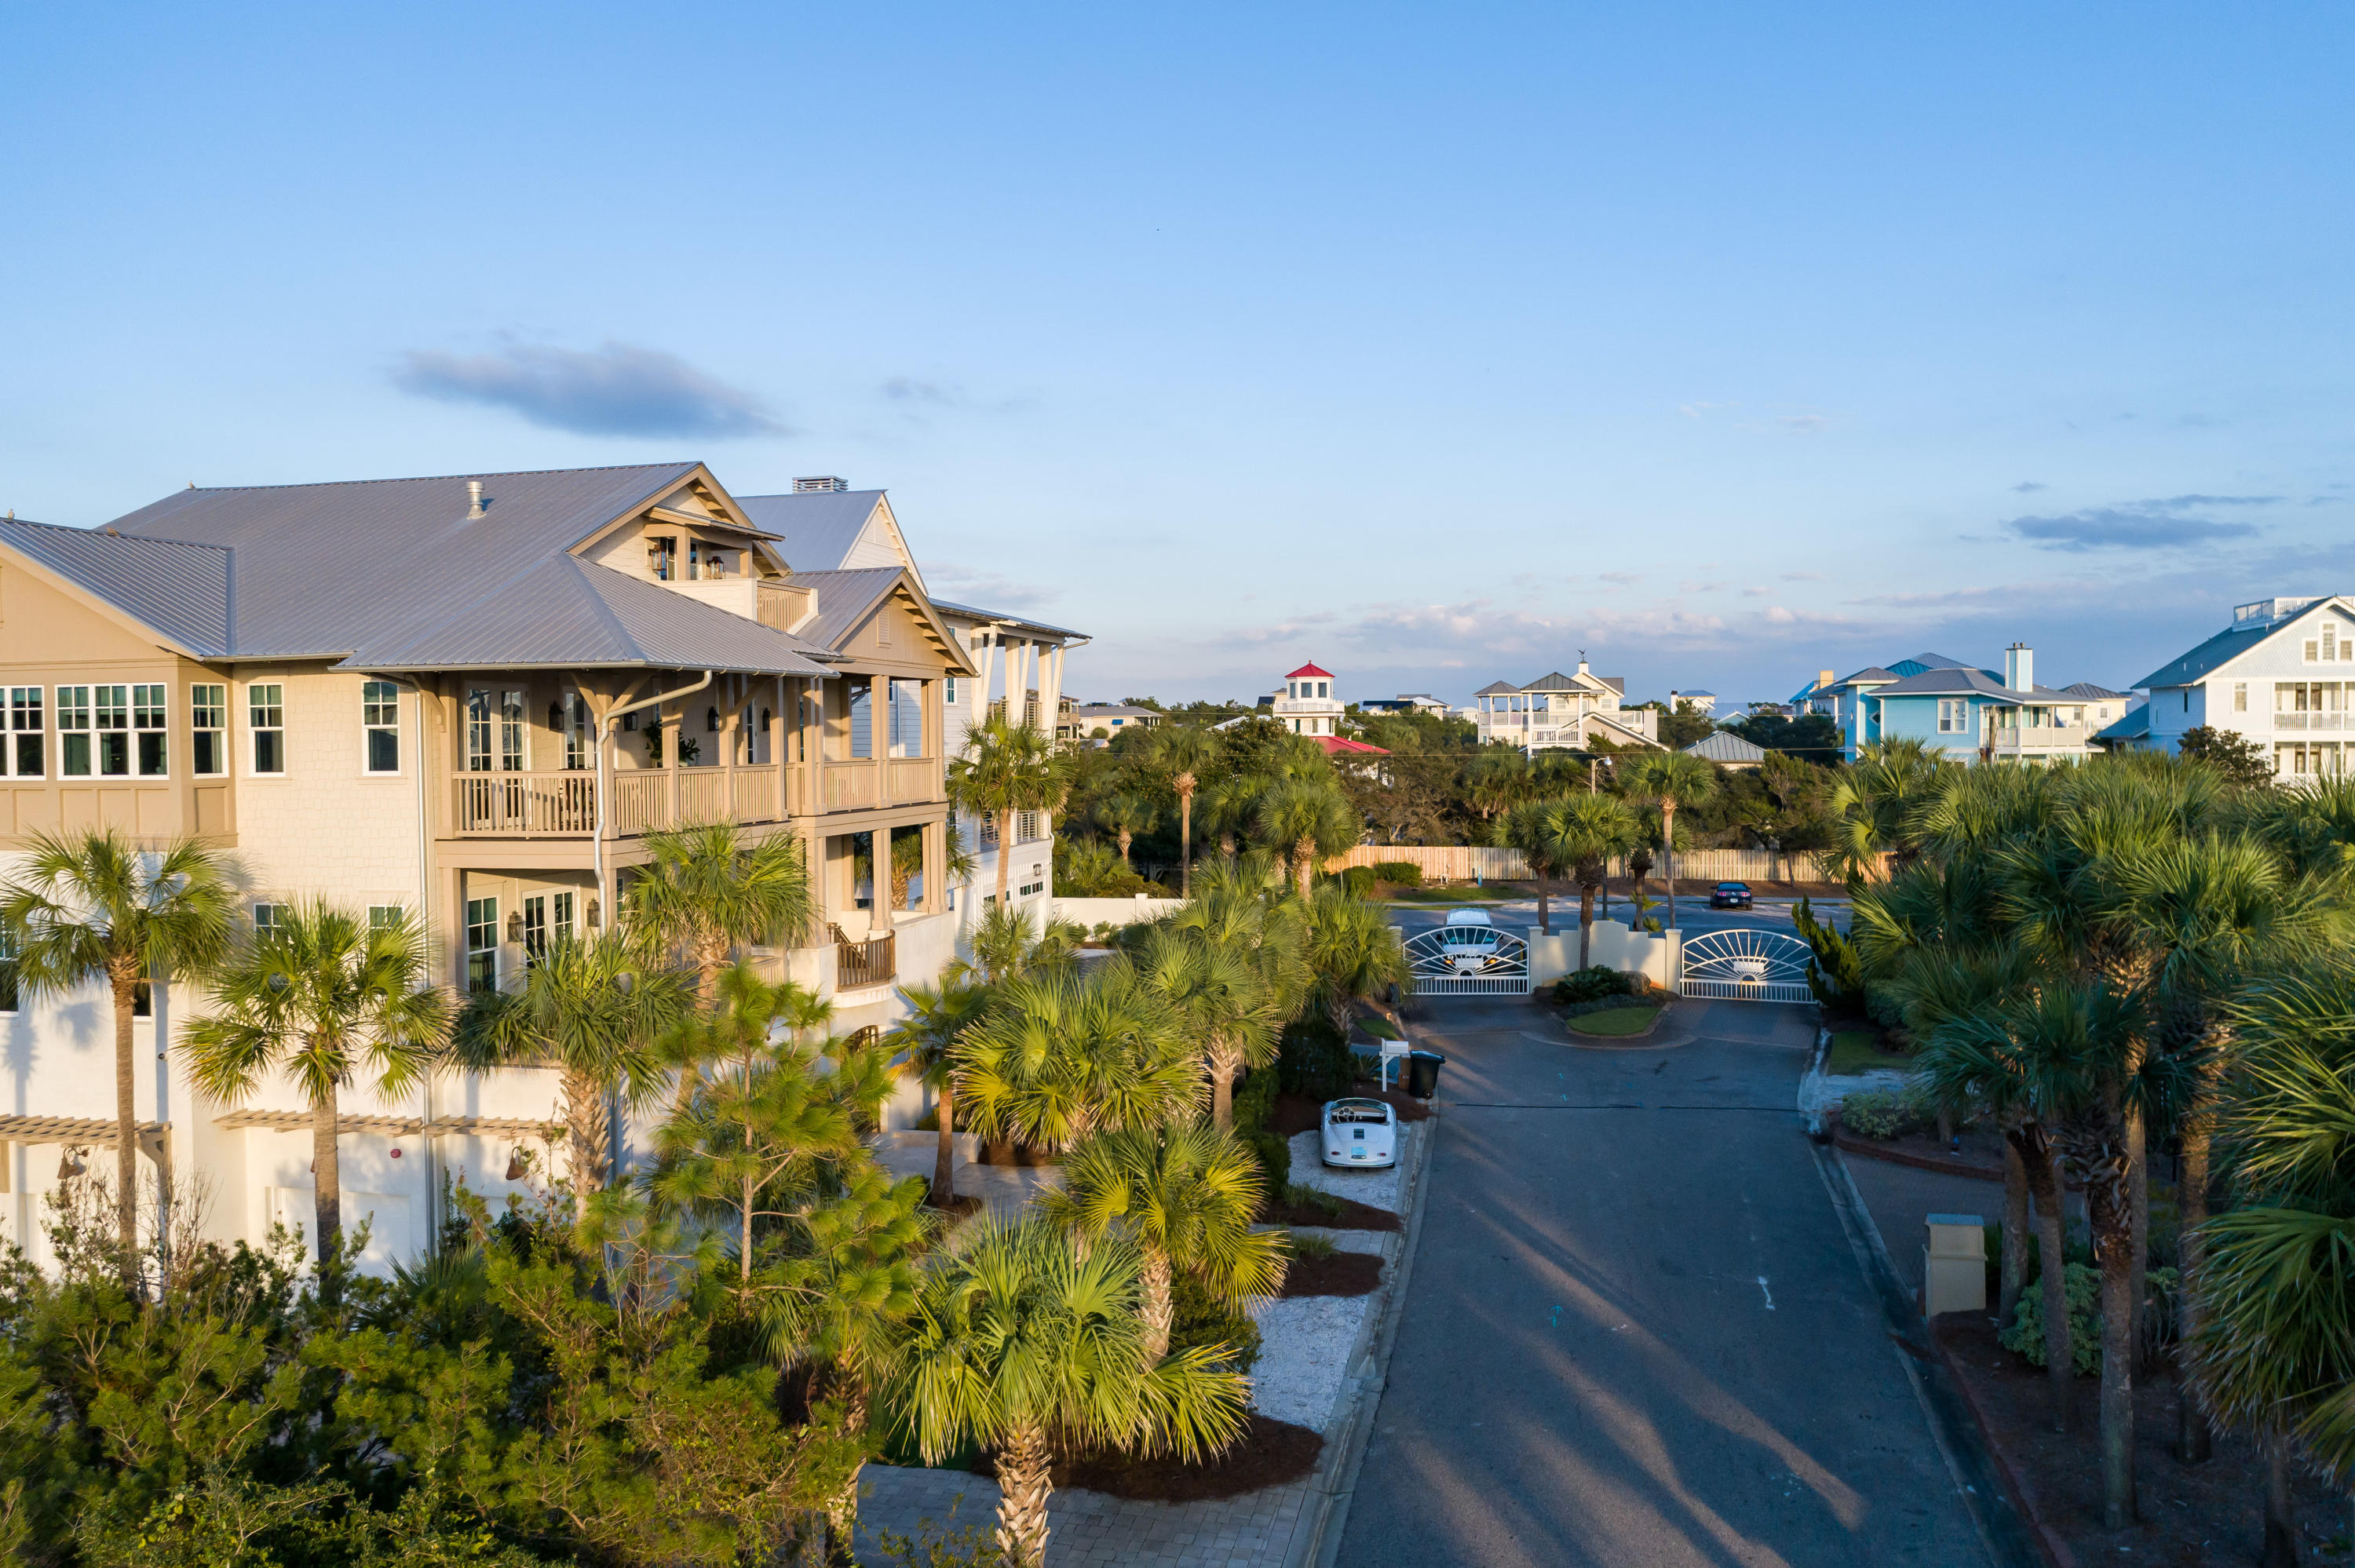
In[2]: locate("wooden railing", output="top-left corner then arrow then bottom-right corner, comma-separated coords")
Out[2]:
451,759 -> 937,837
889,758 -> 938,804
455,771 -> 596,834
834,929 -> 895,990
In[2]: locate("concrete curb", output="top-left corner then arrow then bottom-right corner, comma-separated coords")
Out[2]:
1281,1081 -> 1439,1568
1813,1139 -> 2046,1568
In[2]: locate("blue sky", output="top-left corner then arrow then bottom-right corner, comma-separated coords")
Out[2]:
5,2 -> 2352,709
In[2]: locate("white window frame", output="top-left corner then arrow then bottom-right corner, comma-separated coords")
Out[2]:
55,685 -> 91,778
362,680 -> 401,775
254,903 -> 287,933
367,905 -> 405,933
466,897 -> 499,994
91,684 -> 130,778
132,683 -> 168,779
191,684 -> 225,777
248,683 -> 286,776
3,686 -> 41,779
1936,698 -> 1968,734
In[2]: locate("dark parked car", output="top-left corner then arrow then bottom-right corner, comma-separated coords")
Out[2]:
1709,881 -> 1754,910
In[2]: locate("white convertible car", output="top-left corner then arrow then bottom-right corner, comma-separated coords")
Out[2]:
1322,1097 -> 1399,1169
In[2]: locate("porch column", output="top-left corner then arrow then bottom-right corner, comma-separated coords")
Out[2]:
924,817 -> 944,914
874,676 -> 889,804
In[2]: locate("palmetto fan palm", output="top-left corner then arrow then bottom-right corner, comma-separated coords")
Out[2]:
1094,791 -> 1159,870
1252,780 -> 1361,901
0,829 -> 236,1278
951,713 -> 1067,906
452,932 -> 687,1212
624,822 -> 813,1001
1041,1124 -> 1285,1358
955,961 -> 1200,1151
1616,750 -> 1719,929
1145,724 -> 1219,897
1537,793 -> 1641,970
1130,921 -> 1284,1132
1462,744 -> 1532,822
884,975 -> 994,1205
1305,885 -> 1412,1040
181,902 -> 448,1298
879,1216 -> 1249,1568
1825,737 -> 1950,885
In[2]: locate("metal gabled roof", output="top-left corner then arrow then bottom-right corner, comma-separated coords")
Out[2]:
783,567 -> 907,651
928,598 -> 1089,641
2094,705 -> 2151,742
1683,731 -> 1767,763
1473,680 -> 1519,697
0,516 -> 231,655
737,490 -> 888,574
106,462 -> 702,658
2130,600 -> 2355,689
2057,680 -> 2130,700
340,557 -> 830,675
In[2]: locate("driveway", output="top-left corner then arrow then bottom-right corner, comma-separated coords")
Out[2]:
1337,997 -> 1987,1567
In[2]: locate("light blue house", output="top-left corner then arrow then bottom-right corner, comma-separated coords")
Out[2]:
1792,646 -> 2134,764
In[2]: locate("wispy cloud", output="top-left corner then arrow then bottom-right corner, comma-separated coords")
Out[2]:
393,339 -> 787,438
1679,580 -> 1729,593
1678,401 -> 1729,418
924,563 -> 1058,613
2003,494 -> 2276,552
1597,571 -> 1641,586
2012,481 -> 2047,494
1779,570 -> 1825,582
1776,413 -> 1830,432
878,376 -> 1032,415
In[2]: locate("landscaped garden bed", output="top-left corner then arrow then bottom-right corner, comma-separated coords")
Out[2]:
976,1414 -> 1327,1503
1564,1002 -> 1667,1037
1260,1183 -> 1403,1232
1278,1233 -> 1385,1298
1933,1313 -> 2347,1563
1269,1088 -> 1429,1138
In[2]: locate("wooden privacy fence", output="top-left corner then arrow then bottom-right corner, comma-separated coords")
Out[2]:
1326,844 -> 1888,884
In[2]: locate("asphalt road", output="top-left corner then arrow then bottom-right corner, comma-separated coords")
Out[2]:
1336,997 -> 1988,1568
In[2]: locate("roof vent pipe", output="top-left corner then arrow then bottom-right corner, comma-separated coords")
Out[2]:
466,480 -> 486,520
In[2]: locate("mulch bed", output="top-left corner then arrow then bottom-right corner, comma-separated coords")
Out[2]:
1260,1190 -> 1401,1233
971,1142 -> 1060,1168
922,1191 -> 986,1218
1932,1313 -> 2347,1563
1838,1127 -> 2087,1189
977,1414 -> 1325,1502
1280,1249 -> 1383,1298
1268,1090 -> 1430,1139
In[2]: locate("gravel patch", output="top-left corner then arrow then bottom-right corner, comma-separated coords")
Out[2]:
1287,1121 -> 1418,1212
1247,1293 -> 1369,1432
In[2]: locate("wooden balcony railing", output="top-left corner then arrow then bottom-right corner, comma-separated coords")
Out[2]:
449,758 -> 938,837
833,927 -> 896,990
455,771 -> 597,834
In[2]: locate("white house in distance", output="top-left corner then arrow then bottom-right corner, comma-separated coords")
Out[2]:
2116,595 -> 2355,778
1274,662 -> 1344,736
1357,693 -> 1451,718
1057,703 -> 1159,742
1472,662 -> 1661,751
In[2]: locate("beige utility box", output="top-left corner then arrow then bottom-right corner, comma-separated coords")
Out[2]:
1923,1213 -> 1987,1317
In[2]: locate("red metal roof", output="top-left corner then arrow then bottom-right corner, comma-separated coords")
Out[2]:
1287,662 -> 1334,679
1314,735 -> 1388,755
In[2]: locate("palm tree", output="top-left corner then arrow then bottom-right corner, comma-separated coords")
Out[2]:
624,822 -> 812,1001
884,975 -> 994,1206
1094,792 -> 1158,870
0,829 -> 236,1277
880,1216 -> 1249,1568
181,902 -> 448,1300
1195,772 -> 1265,865
1145,725 -> 1219,897
1252,780 -> 1360,901
1827,737 -> 1951,884
951,714 -> 1066,907
1131,921 -> 1284,1132
1546,793 -> 1642,969
1041,1125 -> 1285,1358
1463,744 -> 1532,822
1617,751 -> 1719,930
1497,798 -> 1568,935
1305,885 -> 1413,1039
453,933 -> 687,1213
955,962 -> 1201,1151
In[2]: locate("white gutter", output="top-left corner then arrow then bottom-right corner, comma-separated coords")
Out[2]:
593,670 -> 714,924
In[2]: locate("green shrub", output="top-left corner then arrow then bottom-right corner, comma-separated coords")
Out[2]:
1838,1088 -> 1913,1140
1338,865 -> 1378,898
1371,860 -> 1424,887
1232,1067 -> 1279,1137
2001,1264 -> 2102,1375
1561,993 -> 1665,1021
1282,1182 -> 1345,1220
1553,965 -> 1635,1005
1793,896 -> 1868,1018
1278,1017 -> 1353,1099
1169,1270 -> 1261,1377
1242,1130 -> 1291,1194
1287,1229 -> 1338,1260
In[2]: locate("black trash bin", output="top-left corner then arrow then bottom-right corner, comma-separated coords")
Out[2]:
1405,1049 -> 1447,1100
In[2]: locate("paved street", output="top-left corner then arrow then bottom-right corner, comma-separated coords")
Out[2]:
1384,896 -> 1850,943
1338,997 -> 1988,1568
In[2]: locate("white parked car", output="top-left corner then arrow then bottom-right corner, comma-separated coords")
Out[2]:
1322,1097 -> 1399,1169
1437,907 -> 1509,975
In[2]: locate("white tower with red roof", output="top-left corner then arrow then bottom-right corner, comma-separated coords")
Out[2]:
1274,662 -> 1345,736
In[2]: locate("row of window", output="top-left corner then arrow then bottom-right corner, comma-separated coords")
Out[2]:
0,680 -> 403,780
464,892 -> 576,993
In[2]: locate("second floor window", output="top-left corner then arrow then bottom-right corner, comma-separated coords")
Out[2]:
92,685 -> 130,776
649,536 -> 677,581
192,684 -> 225,775
133,684 -> 166,777
1937,698 -> 1968,733
466,689 -> 526,771
363,680 -> 400,772
250,684 -> 285,775
254,903 -> 287,933
5,687 -> 39,779
368,904 -> 405,933
558,693 -> 589,770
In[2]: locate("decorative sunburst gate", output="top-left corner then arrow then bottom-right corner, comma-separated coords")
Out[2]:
1678,928 -> 1815,1004
1403,923 -> 1530,995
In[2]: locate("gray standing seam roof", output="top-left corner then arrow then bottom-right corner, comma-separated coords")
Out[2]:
928,598 -> 1089,641
2057,680 -> 2130,700
1683,731 -> 1767,763
737,490 -> 885,574
0,516 -> 231,655
2095,706 -> 2152,742
2129,604 -> 2348,690
784,568 -> 911,653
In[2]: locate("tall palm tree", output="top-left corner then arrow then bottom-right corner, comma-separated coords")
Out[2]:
1546,793 -> 1642,969
955,962 -> 1200,1150
453,932 -> 686,1213
1094,792 -> 1158,870
1041,1125 -> 1285,1358
1827,737 -> 1951,884
880,1216 -> 1249,1568
1131,921 -> 1284,1132
181,902 -> 447,1299
884,975 -> 994,1206
1617,751 -> 1719,929
1305,885 -> 1414,1040
0,829 -> 236,1277
951,715 -> 1067,907
623,822 -> 812,1001
1145,724 -> 1219,897
1252,780 -> 1360,901
1496,798 -> 1571,935
1463,744 -> 1532,822
1195,772 -> 1265,865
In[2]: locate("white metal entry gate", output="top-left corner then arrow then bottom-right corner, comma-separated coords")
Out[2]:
1679,928 -> 1814,1004
1403,924 -> 1530,995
